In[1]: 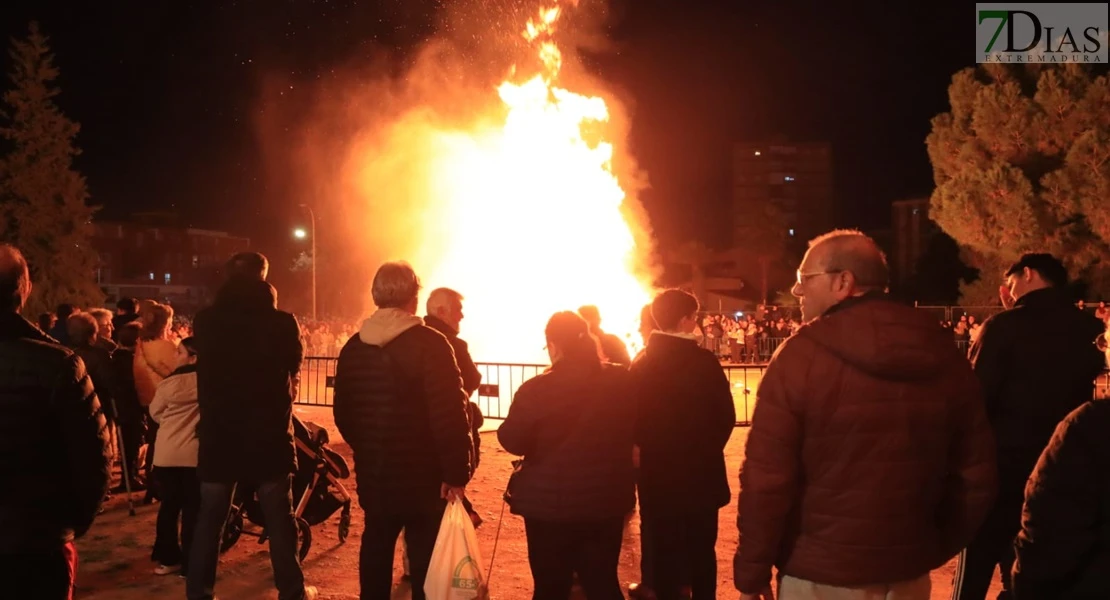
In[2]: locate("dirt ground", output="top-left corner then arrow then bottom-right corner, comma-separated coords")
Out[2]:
77,405 -> 1001,599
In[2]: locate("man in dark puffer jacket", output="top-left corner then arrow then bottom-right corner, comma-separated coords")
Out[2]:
735,231 -> 996,600
334,261 -> 472,600
0,244 -> 111,599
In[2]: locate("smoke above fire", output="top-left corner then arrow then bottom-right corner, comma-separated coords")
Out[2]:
261,0 -> 657,363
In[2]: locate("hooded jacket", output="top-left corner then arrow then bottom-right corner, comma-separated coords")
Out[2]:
0,312 -> 110,552
734,293 -> 998,593
333,308 -> 472,514
193,278 -> 303,484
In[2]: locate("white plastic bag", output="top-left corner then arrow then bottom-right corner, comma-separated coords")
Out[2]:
424,499 -> 488,600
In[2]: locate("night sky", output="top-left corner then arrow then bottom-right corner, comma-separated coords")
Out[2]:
0,0 -> 973,254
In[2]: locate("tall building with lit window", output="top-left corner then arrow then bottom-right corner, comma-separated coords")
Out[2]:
732,139 -> 835,246
890,197 -> 935,285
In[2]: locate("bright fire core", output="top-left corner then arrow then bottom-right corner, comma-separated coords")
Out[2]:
404,4 -> 652,363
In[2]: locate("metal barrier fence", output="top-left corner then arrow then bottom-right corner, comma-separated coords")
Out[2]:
296,358 -> 1110,427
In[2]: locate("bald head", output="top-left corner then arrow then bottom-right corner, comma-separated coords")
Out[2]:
806,229 -> 889,291
0,244 -> 31,314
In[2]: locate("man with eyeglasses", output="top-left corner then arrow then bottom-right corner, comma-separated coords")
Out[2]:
950,253 -> 1106,600
734,229 -> 997,600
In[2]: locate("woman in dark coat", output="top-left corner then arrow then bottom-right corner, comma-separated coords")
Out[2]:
498,311 -> 636,600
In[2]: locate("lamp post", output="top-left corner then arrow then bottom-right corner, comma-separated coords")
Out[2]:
297,204 -> 317,320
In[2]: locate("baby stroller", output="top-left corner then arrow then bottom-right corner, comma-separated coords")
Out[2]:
220,416 -> 353,560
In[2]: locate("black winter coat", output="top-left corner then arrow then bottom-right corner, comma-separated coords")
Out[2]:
111,347 -> 144,425
194,279 -> 303,484
1012,399 -> 1110,600
498,360 -> 637,522
631,332 -> 735,514
333,314 -> 472,515
424,315 -> 484,470
0,313 -> 111,552
73,344 -> 115,419
970,288 -> 1106,498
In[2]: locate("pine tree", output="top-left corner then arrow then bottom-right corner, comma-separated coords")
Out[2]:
0,22 -> 102,316
926,63 -> 1110,302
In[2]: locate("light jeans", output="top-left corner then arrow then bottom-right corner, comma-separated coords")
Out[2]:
779,573 -> 931,600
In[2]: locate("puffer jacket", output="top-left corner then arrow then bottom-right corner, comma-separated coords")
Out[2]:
0,312 -> 111,552
333,308 -> 472,514
149,365 -> 199,467
498,360 -> 636,521
1012,399 -> 1110,600
734,293 -> 997,593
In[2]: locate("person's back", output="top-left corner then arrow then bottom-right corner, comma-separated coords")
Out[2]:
632,331 -> 734,513
334,309 -> 472,513
1012,398 -> 1110,600
193,277 -> 303,484
498,361 -> 636,521
736,295 -> 997,591
0,244 -> 110,598
972,287 -> 1106,486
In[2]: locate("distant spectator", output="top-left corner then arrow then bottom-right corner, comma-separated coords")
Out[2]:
87,308 -> 118,353
1096,301 -> 1109,323
0,244 -> 110,599
38,312 -> 56,334
113,322 -> 146,492
579,304 -> 632,366
953,253 -> 1107,600
50,303 -> 76,346
68,312 -> 116,433
112,297 -> 140,342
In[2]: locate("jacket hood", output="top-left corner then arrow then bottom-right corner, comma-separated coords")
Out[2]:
359,308 -> 423,346
798,294 -> 955,382
215,278 -> 278,311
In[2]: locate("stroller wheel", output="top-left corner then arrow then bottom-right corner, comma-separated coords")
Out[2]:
296,517 -> 312,561
221,510 -> 244,554
338,506 -> 351,543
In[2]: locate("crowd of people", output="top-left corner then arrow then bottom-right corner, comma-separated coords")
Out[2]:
2,228 -> 1110,600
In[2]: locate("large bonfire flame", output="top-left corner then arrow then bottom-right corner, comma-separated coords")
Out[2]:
404,3 -> 652,363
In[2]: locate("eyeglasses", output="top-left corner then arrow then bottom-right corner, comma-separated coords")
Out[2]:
795,270 -> 842,286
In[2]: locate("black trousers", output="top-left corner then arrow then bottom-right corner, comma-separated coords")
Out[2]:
645,509 -> 719,600
151,466 -> 200,569
951,498 -> 1022,600
0,541 -> 77,600
360,510 -> 443,600
524,517 -> 625,600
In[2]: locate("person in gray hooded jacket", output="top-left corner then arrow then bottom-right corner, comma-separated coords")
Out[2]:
333,261 -> 472,600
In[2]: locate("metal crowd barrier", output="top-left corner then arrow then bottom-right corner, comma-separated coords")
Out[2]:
296,358 -> 1110,427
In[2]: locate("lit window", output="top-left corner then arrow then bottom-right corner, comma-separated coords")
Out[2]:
784,176 -> 795,182
912,208 -> 920,215
149,272 -> 155,281
192,255 -> 199,268
789,229 -> 795,236
753,150 -> 761,156
164,273 -> 171,285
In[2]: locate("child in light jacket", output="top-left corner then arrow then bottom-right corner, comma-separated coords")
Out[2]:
148,337 -> 199,576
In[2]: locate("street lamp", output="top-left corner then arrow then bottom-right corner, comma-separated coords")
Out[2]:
293,228 -> 307,240
296,204 -> 317,320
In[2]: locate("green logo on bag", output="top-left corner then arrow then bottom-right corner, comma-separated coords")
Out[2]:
452,556 -> 481,590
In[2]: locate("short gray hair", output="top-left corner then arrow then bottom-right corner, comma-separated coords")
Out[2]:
426,287 -> 463,315
67,312 -> 98,347
372,261 -> 422,309
807,229 -> 890,290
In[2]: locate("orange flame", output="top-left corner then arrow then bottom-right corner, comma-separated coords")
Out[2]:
395,3 -> 653,363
